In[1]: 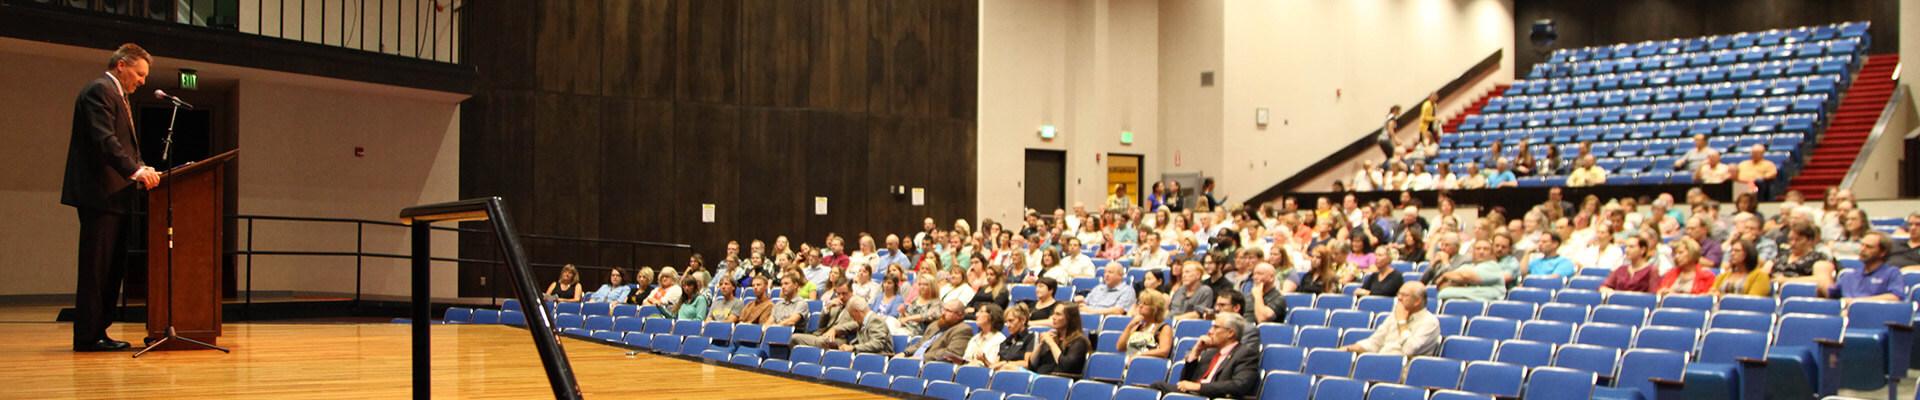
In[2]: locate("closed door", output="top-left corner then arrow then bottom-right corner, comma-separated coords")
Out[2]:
1024,149 -> 1066,213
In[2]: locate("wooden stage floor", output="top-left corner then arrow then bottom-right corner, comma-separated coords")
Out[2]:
0,320 -> 890,399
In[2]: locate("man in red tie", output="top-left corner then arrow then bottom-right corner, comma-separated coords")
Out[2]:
63,43 -> 162,352
1153,312 -> 1259,397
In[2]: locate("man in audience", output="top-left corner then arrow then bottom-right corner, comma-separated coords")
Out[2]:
899,300 -> 975,362
1130,232 -> 1172,270
771,272 -> 811,328
1201,253 -> 1237,301
1735,144 -> 1779,196
734,275 -> 774,324
1487,159 -> 1519,188
1835,232 -> 1905,305
1419,232 -> 1465,284
1674,134 -> 1712,171
1082,264 -> 1137,316
1523,232 -> 1576,279
1169,261 -> 1215,320
1057,238 -> 1097,279
1152,312 -> 1259,398
1567,154 -> 1608,187
1547,187 -> 1575,215
792,296 -> 886,352
1685,215 -> 1724,266
1697,150 -> 1733,184
1437,240 -> 1510,302
1343,282 -> 1439,356
1772,221 -> 1837,297
823,235 -> 850,269
1730,212 -> 1779,261
1226,248 -> 1262,289
1893,213 -> 1920,270
882,234 -> 912,271
916,217 -> 937,249
1244,263 -> 1288,324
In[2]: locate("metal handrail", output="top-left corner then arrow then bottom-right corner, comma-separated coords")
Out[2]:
4,0 -> 460,63
401,197 -> 581,400
1842,80 -> 1908,188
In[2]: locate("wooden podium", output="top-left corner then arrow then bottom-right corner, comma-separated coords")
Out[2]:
145,149 -> 237,350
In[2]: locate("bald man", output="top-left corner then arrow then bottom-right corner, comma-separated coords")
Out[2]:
1343,282 -> 1439,356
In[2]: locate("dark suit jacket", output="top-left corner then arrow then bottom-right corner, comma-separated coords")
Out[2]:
62,76 -> 144,213
1155,341 -> 1261,398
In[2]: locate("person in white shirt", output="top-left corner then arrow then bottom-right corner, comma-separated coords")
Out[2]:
1353,160 -> 1378,192
848,234 -> 879,277
1435,161 -> 1459,190
1057,238 -> 1097,279
1131,232 -> 1172,270
1407,160 -> 1436,191
960,304 -> 1008,366
852,263 -> 882,302
1342,282 -> 1440,356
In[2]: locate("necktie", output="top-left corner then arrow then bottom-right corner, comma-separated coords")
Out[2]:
1201,343 -> 1235,382
119,90 -> 139,149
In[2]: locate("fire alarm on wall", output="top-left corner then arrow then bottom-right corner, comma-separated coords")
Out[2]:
354,146 -> 366,157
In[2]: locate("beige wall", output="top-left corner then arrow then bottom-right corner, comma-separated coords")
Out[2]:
978,0 -> 1162,222
0,39 -> 462,298
1157,0 -> 1225,178
1214,0 -> 1516,200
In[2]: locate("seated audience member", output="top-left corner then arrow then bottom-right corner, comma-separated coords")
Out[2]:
1770,222 -> 1837,297
627,267 -> 656,304
1566,155 -> 1608,187
1169,262 -> 1215,319
1419,232 -> 1465,285
793,296 -> 890,353
1522,232 -> 1576,279
940,268 -> 978,306
851,263 -> 882,302
989,304 -> 1037,371
1709,240 -> 1771,297
971,265 -> 1012,310
1136,268 -> 1172,296
1296,247 -> 1348,295
585,267 -> 631,303
1697,150 -> 1734,184
1684,215 -> 1725,266
871,274 -> 907,318
1893,214 -> 1920,270
1117,291 -> 1174,359
897,275 -> 943,335
1027,303 -> 1091,377
1353,251 -> 1403,297
1734,144 -> 1778,196
1132,232 -> 1173,270
545,264 -> 585,302
1055,238 -> 1098,279
707,277 -> 746,322
733,275 -> 775,324
1458,163 -> 1488,190
1486,159 -> 1519,188
1834,232 -> 1906,305
1343,282 -> 1440,356
675,276 -> 712,320
1151,312 -> 1259,398
1437,240 -> 1513,302
770,272 -> 811,329
1082,264 -> 1138,316
962,304 -> 1008,367
1658,238 -> 1715,295
1027,278 -> 1061,322
1243,263 -> 1288,324
1599,236 -> 1662,294
645,267 -> 685,313
899,300 -> 975,362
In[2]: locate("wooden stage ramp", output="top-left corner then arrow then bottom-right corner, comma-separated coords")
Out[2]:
0,321 -> 889,399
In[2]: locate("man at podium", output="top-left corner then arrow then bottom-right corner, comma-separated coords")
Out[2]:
61,43 -> 161,352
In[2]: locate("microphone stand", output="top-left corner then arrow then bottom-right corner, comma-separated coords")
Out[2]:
134,98 -> 228,358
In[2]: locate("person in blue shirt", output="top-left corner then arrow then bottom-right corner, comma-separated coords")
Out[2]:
586,267 -> 633,303
1486,159 -> 1519,188
1082,264 -> 1137,316
1834,232 -> 1905,305
1524,232 -> 1577,279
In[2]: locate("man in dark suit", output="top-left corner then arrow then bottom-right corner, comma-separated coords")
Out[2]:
1153,312 -> 1259,398
63,43 -> 161,352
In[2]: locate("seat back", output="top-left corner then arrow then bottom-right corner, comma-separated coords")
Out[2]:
1441,336 -> 1496,362
956,365 -> 993,390
1698,328 -> 1770,364
1590,304 -> 1648,326
1305,348 -> 1356,377
1262,344 -> 1305,372
852,353 -> 887,374
1574,322 -> 1636,349
1121,357 -> 1171,387
1649,308 -> 1708,330
1519,320 -> 1576,345
1067,380 -> 1115,400
1524,366 -> 1598,399
1461,361 -> 1525,398
1485,301 -> 1537,321
1083,352 -> 1126,381
1495,339 -> 1555,368
1464,317 -> 1519,341
1633,326 -> 1699,354
1260,371 -> 1313,400
1029,375 -> 1070,400
1405,356 -> 1465,390
991,370 -> 1035,395
1552,344 -> 1620,379
887,357 -> 922,377
1353,353 -> 1406,383
1617,348 -> 1688,399
1718,294 -> 1777,314
1366,383 -> 1428,400
1313,376 -> 1366,400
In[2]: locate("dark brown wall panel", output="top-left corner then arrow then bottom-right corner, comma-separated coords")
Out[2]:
460,0 -> 976,294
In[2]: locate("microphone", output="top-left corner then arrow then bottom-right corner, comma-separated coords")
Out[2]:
154,89 -> 194,109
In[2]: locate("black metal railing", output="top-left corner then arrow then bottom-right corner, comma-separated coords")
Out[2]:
402,197 -> 578,400
10,0 -> 459,63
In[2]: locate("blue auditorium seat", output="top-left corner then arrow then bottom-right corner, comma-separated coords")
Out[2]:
1441,336 -> 1496,362
1527,367 -> 1598,400
1649,308 -> 1709,331
1083,352 -> 1125,382
1305,348 -> 1356,377
1353,353 -> 1405,383
1367,384 -> 1426,400
1067,381 -> 1115,400
1406,356 -> 1464,390
1460,361 -> 1524,398
1634,326 -> 1700,354
1496,340 -> 1555,368
1313,377 -> 1366,400
1575,323 -> 1637,349
1554,344 -> 1621,380
991,370 -> 1034,395
1840,300 -> 1914,392
1595,349 -> 1687,400
956,365 -> 993,390
1520,320 -> 1576,345
1590,305 -> 1647,327
1261,370 -> 1313,400
926,381 -> 970,400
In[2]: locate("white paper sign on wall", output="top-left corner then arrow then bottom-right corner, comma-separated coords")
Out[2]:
701,204 -> 716,223
814,196 -> 829,215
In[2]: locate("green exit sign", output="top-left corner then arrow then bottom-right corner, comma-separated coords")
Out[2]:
1120,130 -> 1134,144
178,69 -> 198,90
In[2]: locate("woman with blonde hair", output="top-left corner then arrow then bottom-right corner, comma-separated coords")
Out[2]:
1115,291 -> 1173,360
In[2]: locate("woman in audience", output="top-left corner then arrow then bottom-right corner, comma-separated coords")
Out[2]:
1297,246 -> 1349,294
733,275 -> 775,324
1346,235 -> 1379,276
1028,303 -> 1090,377
1435,161 -> 1459,190
585,267 -> 631,303
851,263 -> 882,302
849,234 -> 879,275
1384,162 -> 1410,191
1076,216 -> 1107,250
885,263 -> 914,298
1028,278 -> 1061,322
1829,209 -> 1870,259
675,276 -> 711,320
1710,240 -> 1772,297
1005,250 -> 1036,285
1116,291 -> 1173,360
706,277 -> 745,322
645,267 -> 685,313
1407,160 -> 1436,191
1658,238 -> 1715,295
1599,236 -> 1662,294
627,267 -> 656,305
962,304 -> 1008,368
897,274 -> 942,335
1542,145 -> 1567,176
990,304 -> 1037,371
873,274 -> 907,318
1353,248 -> 1405,297
545,264 -> 584,302
1513,140 -> 1537,177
